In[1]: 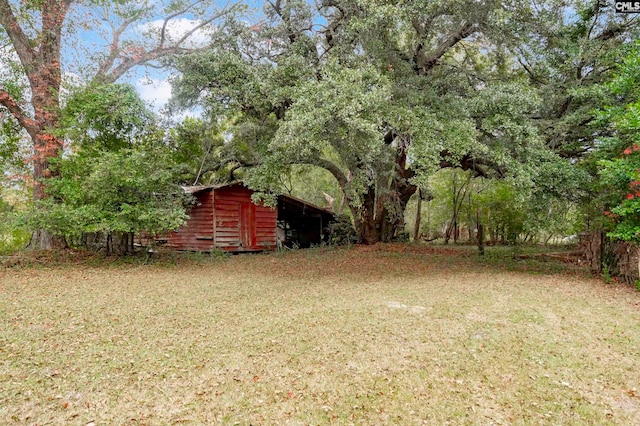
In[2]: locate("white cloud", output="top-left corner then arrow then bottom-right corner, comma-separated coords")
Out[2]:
136,76 -> 173,110
139,18 -> 214,49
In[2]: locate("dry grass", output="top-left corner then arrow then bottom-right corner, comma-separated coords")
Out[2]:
2,244 -> 640,425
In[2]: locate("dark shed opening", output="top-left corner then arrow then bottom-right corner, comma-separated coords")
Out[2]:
277,195 -> 335,248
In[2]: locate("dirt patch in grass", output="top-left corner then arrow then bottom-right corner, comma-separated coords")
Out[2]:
1,245 -> 639,424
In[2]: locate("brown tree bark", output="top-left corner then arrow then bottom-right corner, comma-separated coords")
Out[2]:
413,191 -> 422,242
477,222 -> 485,256
340,139 -> 417,245
83,232 -> 134,255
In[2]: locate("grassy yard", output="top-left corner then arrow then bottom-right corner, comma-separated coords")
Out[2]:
1,245 -> 640,425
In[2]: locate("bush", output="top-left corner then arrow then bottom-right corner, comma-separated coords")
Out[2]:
0,199 -> 30,255
328,214 -> 357,245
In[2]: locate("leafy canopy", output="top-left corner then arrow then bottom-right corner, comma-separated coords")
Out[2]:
28,83 -> 189,238
596,42 -> 640,242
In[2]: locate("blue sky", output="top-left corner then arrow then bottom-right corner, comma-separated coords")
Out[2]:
54,0 -> 261,118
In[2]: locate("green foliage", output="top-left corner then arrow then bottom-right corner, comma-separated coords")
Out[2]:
416,168 -> 581,245
29,145 -> 188,238
517,0 -> 639,159
602,266 -> 613,285
1,0 -> 244,252
0,196 -> 30,255
0,227 -> 30,256
167,117 -> 246,186
0,115 -> 30,192
167,0 -> 636,244
0,186 -> 29,251
27,83 -> 189,240
60,83 -> 155,152
248,60 -> 395,206
477,180 -> 527,244
595,42 -> 640,242
280,165 -> 342,211
328,214 -> 358,246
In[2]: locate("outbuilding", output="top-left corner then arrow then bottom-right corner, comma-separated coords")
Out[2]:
163,182 -> 334,252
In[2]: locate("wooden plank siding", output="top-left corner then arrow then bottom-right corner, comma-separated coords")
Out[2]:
213,185 -> 277,251
165,189 -> 215,251
165,183 -> 277,252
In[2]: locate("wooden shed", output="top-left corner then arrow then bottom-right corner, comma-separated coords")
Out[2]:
166,183 -> 277,252
164,183 -> 334,252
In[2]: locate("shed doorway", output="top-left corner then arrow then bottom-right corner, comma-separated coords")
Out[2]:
240,202 -> 256,248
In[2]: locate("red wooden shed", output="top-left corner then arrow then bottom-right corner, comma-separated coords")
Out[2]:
165,183 -> 277,252
162,182 -> 335,252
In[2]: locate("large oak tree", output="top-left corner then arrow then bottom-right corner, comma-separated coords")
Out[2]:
171,0 -> 639,245
170,0 -> 561,244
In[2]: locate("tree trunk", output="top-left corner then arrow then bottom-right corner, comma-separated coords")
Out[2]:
332,134 -> 418,245
454,219 -> 459,244
361,185 -> 380,245
477,222 -> 485,256
27,124 -> 66,250
26,126 -> 66,251
27,229 -> 67,251
425,199 -> 431,240
350,205 -> 380,245
348,188 -> 378,245
413,192 -> 422,242
636,246 -> 640,282
350,184 -> 415,245
83,231 -> 134,255
24,60 -> 65,250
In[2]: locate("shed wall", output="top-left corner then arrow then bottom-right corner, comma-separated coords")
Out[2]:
213,185 -> 277,251
166,190 -> 215,251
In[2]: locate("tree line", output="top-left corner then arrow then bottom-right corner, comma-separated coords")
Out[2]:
0,0 -> 639,253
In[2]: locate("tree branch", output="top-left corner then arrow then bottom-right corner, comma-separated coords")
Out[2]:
0,89 -> 37,136
175,2 -> 241,49
100,47 -> 176,84
97,2 -> 240,84
0,0 -> 36,69
438,150 -> 503,179
586,1 -> 602,40
516,54 -> 545,85
594,18 -> 636,41
39,0 -> 70,61
311,158 -> 348,188
96,15 -> 140,78
414,21 -> 476,75
159,0 -> 206,48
